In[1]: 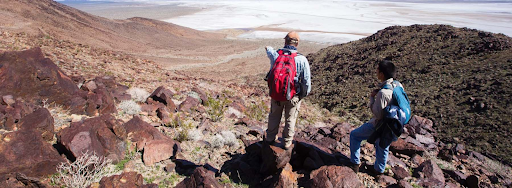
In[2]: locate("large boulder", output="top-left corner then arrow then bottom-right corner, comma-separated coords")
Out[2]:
175,167 -> 223,188
120,116 -> 180,165
0,130 -> 65,180
310,165 -> 363,188
0,48 -> 87,114
18,108 -> 54,141
57,115 -> 125,162
96,171 -> 157,188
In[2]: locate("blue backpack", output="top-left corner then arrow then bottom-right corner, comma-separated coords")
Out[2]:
382,80 -> 411,126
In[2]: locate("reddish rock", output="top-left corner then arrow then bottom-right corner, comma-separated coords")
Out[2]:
82,81 -> 98,92
191,87 -> 208,105
120,116 -> 180,163
390,138 -> 425,156
377,175 -> 397,186
407,115 -> 434,132
18,108 -> 54,141
392,166 -> 410,180
260,140 -> 292,175
143,139 -> 179,166
97,171 -> 157,188
1,95 -> 15,106
273,163 -> 298,188
178,96 -> 200,113
444,170 -> 467,184
175,167 -> 223,188
148,86 -> 176,111
156,106 -> 172,124
0,48 -> 87,114
1,99 -> 35,131
57,115 -> 125,162
165,162 -> 176,173
411,154 -> 425,166
0,130 -> 65,180
330,122 -> 352,142
387,154 -> 407,168
85,87 -> 117,116
310,165 -> 363,188
398,180 -> 414,188
414,134 -> 435,145
413,160 -> 445,185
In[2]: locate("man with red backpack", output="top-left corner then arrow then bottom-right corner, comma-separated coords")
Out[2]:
264,31 -> 311,150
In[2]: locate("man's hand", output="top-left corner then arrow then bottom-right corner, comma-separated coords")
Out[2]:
265,46 -> 271,51
371,89 -> 379,97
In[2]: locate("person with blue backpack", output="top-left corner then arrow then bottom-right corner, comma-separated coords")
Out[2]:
264,31 -> 311,150
349,60 -> 411,175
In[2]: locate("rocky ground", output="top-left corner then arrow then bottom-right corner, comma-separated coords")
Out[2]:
0,27 -> 511,188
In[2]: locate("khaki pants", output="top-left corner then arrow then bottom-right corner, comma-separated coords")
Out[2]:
265,96 -> 302,147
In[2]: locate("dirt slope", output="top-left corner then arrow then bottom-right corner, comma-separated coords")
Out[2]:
0,0 -> 225,53
307,24 -> 512,165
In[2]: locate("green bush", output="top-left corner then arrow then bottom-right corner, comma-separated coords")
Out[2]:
244,101 -> 268,122
205,96 -> 230,122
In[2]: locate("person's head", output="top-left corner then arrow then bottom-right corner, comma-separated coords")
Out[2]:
377,60 -> 396,81
284,31 -> 300,47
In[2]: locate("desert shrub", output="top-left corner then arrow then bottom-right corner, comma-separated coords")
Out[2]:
127,87 -> 150,102
174,121 -> 194,142
51,152 -> 115,188
244,100 -> 268,122
188,129 -> 203,141
221,131 -> 238,148
211,134 -> 225,148
117,100 -> 141,115
205,96 -> 230,122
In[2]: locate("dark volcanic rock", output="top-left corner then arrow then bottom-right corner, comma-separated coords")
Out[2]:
0,130 -> 65,180
390,138 -> 425,156
148,86 -> 176,111
260,140 -> 292,175
1,98 -> 35,131
413,160 -> 446,185
175,167 -> 223,188
0,48 -> 87,114
18,108 -> 54,141
310,165 -> 363,188
120,116 -> 180,164
57,115 -> 125,162
307,24 -> 512,165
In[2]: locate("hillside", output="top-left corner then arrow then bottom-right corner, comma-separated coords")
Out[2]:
307,24 -> 512,165
0,0 -> 239,56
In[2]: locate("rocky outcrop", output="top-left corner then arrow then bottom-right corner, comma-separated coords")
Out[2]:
413,160 -> 446,187
0,130 -> 65,180
57,115 -> 125,162
0,48 -> 87,114
309,166 -> 362,188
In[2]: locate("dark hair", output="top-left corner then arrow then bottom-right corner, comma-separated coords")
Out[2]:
378,60 -> 396,79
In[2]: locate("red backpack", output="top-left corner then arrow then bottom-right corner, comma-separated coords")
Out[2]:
267,50 -> 297,101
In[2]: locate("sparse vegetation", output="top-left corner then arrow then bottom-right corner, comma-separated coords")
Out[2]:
244,100 -> 268,122
127,87 -> 150,102
205,96 -> 230,122
117,100 -> 141,115
51,151 -> 115,188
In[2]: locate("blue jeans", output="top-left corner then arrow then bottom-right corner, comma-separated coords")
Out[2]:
350,122 -> 390,173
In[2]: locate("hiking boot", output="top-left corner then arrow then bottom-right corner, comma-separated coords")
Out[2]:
367,166 -> 383,177
349,163 -> 360,173
284,142 -> 293,151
